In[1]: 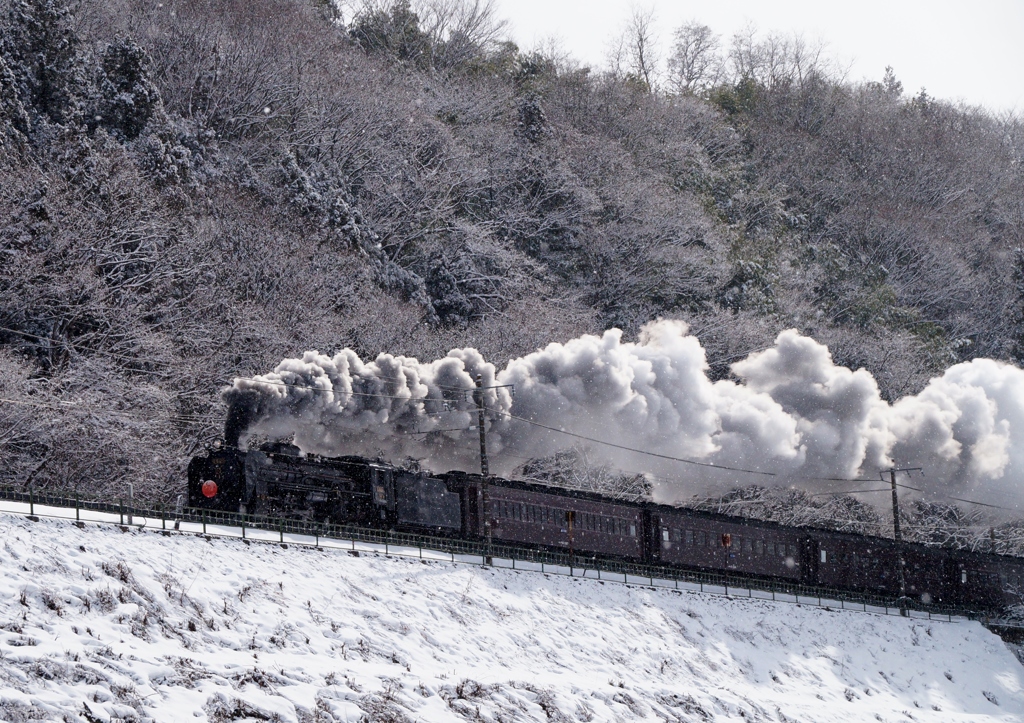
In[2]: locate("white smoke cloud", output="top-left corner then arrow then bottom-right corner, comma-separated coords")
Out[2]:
224,320 -> 1024,512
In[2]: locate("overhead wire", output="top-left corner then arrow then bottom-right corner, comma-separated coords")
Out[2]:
809,488 -> 894,497
487,408 -> 889,484
486,408 -> 781,478
895,481 -> 1016,512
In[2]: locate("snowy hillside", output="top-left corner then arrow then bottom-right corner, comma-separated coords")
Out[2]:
1,514 -> 1022,723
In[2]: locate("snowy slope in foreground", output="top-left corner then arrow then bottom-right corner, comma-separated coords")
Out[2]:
1,515 -> 1022,723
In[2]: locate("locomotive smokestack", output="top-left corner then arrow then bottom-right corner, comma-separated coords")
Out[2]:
223,389 -> 261,448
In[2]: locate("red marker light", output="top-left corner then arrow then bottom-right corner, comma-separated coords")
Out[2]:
202,480 -> 218,498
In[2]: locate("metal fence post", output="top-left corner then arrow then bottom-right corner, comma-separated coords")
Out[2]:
119,499 -> 124,526
75,492 -> 80,522
202,510 -> 207,535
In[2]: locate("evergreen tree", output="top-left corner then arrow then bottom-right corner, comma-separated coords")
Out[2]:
2,0 -> 85,125
94,38 -> 161,140
349,1 -> 433,68
0,54 -> 29,142
1011,248 -> 1024,366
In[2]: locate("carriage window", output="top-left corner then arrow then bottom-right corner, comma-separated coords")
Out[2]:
961,571 -> 967,584
820,550 -> 827,563
788,544 -> 798,557
743,538 -> 753,553
685,529 -> 694,546
662,529 -> 670,541
629,523 -> 637,537
754,540 -> 763,555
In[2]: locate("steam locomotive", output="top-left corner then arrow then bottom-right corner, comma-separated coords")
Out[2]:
188,440 -> 1024,615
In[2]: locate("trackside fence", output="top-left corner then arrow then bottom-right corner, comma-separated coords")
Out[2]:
1,485 -> 1020,631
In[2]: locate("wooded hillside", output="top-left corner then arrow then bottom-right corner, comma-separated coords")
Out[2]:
1,0 -> 1022,536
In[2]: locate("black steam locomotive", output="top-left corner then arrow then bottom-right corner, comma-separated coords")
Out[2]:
188,440 -> 1024,615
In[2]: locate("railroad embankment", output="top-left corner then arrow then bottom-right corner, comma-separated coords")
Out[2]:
1,513 -> 1022,722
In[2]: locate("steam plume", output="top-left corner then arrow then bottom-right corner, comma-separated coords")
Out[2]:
223,320 -> 1024,511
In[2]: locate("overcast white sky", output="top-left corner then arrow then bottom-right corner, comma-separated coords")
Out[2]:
491,0 -> 1023,114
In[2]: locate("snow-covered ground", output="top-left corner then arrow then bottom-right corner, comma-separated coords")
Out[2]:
1,513 -> 1022,723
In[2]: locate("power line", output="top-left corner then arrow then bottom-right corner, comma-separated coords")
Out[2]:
790,473 -> 880,483
490,409 -> 780,477
488,408 -> 895,484
809,488 -> 894,497
895,481 -> 1016,512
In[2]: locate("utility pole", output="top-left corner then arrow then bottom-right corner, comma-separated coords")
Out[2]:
475,374 -> 491,562
884,466 -> 921,616
889,468 -> 908,616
